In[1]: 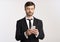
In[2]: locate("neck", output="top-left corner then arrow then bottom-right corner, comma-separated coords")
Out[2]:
26,15 -> 33,19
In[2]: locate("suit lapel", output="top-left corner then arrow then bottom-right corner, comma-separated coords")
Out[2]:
33,17 -> 37,27
22,17 -> 28,31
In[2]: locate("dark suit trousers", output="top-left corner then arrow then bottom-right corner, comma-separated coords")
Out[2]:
21,39 -> 39,42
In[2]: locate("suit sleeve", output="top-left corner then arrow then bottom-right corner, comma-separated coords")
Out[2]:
15,21 -> 23,41
37,20 -> 45,40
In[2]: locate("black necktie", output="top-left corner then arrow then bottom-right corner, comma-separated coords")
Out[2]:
28,19 -> 31,28
28,19 -> 35,39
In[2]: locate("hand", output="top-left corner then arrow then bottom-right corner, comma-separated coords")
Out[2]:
32,29 -> 39,35
26,29 -> 33,36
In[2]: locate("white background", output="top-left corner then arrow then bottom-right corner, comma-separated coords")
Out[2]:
0,0 -> 60,42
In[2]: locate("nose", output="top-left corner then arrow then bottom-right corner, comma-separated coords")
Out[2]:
29,9 -> 32,12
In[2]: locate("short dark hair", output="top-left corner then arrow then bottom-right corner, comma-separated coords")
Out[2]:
24,1 -> 35,8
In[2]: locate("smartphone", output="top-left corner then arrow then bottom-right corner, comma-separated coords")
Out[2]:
31,26 -> 36,29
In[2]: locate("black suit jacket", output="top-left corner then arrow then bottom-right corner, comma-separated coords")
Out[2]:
15,17 -> 45,42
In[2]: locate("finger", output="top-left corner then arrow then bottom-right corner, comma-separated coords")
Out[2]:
33,29 -> 37,31
35,29 -> 38,31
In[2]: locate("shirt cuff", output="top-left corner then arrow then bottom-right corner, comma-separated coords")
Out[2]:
24,31 -> 28,39
35,32 -> 39,38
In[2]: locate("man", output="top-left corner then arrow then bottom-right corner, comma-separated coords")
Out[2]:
15,1 -> 45,42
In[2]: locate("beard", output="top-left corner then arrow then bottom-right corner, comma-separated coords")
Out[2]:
26,12 -> 33,16
26,11 -> 34,16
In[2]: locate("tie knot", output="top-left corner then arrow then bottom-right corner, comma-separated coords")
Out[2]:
27,19 -> 32,21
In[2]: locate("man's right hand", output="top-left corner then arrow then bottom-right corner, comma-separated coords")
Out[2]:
26,29 -> 32,36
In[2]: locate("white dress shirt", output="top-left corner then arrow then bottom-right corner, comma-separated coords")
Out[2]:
24,16 -> 39,39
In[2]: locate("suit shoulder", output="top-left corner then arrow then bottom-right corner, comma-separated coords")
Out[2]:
35,17 -> 42,22
16,17 -> 25,23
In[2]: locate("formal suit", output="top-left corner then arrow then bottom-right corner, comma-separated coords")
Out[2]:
15,17 -> 45,42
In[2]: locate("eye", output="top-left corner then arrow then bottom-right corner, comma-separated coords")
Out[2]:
31,8 -> 34,10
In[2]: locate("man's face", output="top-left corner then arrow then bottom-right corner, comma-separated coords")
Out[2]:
25,5 -> 35,16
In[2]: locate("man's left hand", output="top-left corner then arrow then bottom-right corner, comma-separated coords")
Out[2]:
32,29 -> 39,35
